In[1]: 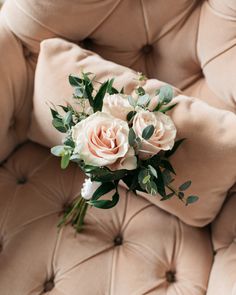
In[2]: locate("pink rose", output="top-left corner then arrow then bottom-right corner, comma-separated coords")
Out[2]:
102,94 -> 133,121
133,110 -> 176,159
71,112 -> 137,169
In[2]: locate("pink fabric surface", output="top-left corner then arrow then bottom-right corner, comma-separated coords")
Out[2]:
29,38 -> 236,227
0,143 -> 213,295
0,0 -> 236,293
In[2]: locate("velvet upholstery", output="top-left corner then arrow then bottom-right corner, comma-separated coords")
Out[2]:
0,0 -> 235,294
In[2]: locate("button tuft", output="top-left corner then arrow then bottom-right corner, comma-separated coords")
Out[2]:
142,44 -> 153,54
43,279 -> 54,292
166,270 -> 176,283
17,177 -> 27,185
114,235 -> 123,246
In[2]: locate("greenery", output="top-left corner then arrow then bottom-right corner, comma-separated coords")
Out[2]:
51,73 -> 199,232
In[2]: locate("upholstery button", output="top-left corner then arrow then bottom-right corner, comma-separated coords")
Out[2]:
83,38 -> 93,50
166,270 -> 176,283
17,177 -> 27,185
43,279 -> 54,292
142,44 -> 153,54
0,242 -> 3,253
23,45 -> 31,58
114,235 -> 123,246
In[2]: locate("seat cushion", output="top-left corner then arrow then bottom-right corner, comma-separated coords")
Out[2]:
0,142 -> 212,295
28,38 -> 236,227
207,190 -> 236,295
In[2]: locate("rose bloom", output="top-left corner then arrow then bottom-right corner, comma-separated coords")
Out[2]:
133,110 -> 176,159
102,94 -> 133,121
71,112 -> 137,170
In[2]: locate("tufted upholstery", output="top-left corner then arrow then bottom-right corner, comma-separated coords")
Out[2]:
0,0 -> 236,294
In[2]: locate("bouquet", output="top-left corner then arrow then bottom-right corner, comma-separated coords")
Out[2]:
50,72 -> 199,232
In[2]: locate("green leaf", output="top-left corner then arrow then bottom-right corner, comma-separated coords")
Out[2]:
50,108 -> 59,119
63,111 -> 73,126
69,75 -> 82,87
137,94 -> 150,106
63,138 -> 75,148
84,82 -> 94,107
138,169 -> 149,190
88,192 -> 119,209
128,95 -> 136,108
107,78 -> 116,94
155,168 -> 166,197
136,87 -> 145,96
127,111 -> 136,122
91,169 -> 127,182
58,105 -> 69,113
74,87 -> 83,97
160,192 -> 175,201
61,153 -> 70,169
160,103 -> 178,113
162,169 -> 173,185
119,87 -> 125,94
146,181 -> 158,195
128,128 -> 136,146
178,191 -> 184,199
52,118 -> 67,133
148,165 -> 158,178
186,195 -> 199,205
92,182 -> 116,200
179,181 -> 192,191
94,80 -> 109,112
160,160 -> 176,175
159,85 -> 173,104
143,175 -> 151,184
51,145 -> 65,157
142,125 -> 154,140
165,138 -> 185,158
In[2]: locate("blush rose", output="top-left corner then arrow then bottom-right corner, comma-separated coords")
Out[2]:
71,112 -> 137,169
133,110 -> 177,159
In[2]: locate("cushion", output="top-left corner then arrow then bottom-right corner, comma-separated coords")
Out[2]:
29,38 -> 236,227
0,142 -> 213,295
206,186 -> 236,295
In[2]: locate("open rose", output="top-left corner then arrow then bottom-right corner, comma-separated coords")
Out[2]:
102,94 -> 132,121
133,110 -> 176,159
72,112 -> 137,169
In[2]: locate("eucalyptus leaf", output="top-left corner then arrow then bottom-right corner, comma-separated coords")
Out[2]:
160,103 -> 178,113
136,87 -> 145,96
137,94 -> 150,106
127,111 -> 136,122
186,195 -> 199,205
52,118 -> 67,133
179,181 -> 192,191
142,125 -> 154,140
128,128 -> 136,146
159,85 -> 173,104
148,165 -> 158,178
128,95 -> 136,108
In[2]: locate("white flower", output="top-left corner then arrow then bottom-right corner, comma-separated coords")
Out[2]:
133,110 -> 177,159
81,178 -> 101,200
71,112 -> 137,169
102,93 -> 133,121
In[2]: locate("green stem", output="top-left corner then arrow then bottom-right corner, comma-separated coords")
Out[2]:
57,195 -> 88,232
167,184 -> 185,204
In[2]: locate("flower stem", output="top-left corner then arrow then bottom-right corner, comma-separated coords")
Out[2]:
58,195 -> 88,233
167,184 -> 185,203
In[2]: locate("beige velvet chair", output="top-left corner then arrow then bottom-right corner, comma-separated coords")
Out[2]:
0,0 -> 235,294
